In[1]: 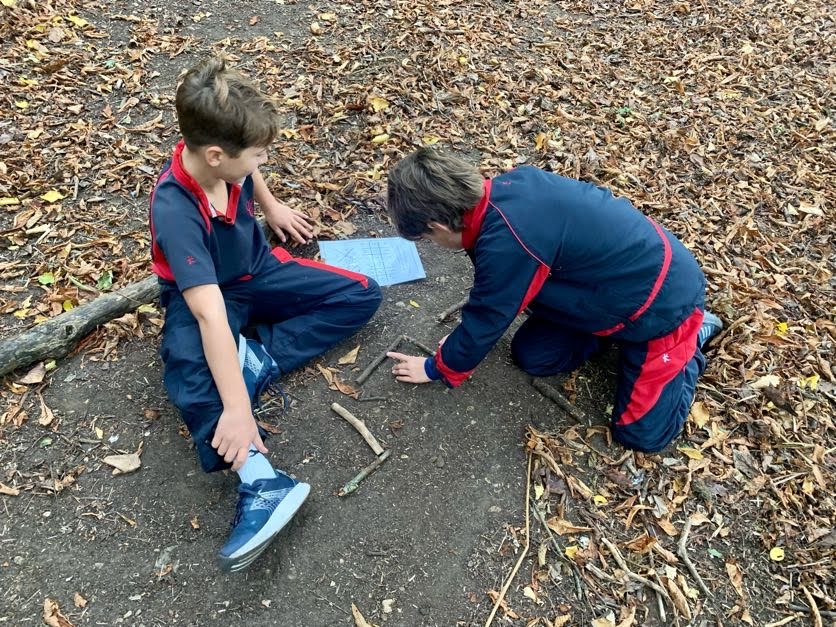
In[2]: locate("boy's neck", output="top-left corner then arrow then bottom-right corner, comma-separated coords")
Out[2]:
180,145 -> 224,192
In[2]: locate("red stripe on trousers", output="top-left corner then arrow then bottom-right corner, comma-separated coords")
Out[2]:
270,246 -> 369,288
616,308 -> 703,426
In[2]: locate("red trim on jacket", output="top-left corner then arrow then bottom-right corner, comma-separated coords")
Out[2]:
593,216 -> 672,337
270,247 -> 369,288
150,165 -> 175,281
461,179 -> 492,250
615,307 -> 703,426
433,346 -> 475,387
170,140 -> 241,228
490,202 -> 551,313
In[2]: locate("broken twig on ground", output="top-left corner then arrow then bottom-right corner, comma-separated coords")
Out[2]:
677,517 -> 712,598
485,454 -> 532,627
531,378 -> 590,425
331,402 -> 384,455
402,334 -> 436,356
600,536 -> 672,604
436,296 -> 468,322
339,448 -> 391,497
355,335 -> 403,385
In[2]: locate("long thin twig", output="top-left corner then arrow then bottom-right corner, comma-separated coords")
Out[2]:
600,536 -> 672,604
677,517 -> 711,597
531,378 -> 590,425
801,586 -> 824,627
355,335 -> 403,385
485,454 -> 532,627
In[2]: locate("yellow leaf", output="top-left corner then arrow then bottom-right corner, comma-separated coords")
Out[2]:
14,100 -> 29,109
40,189 -> 65,203
678,446 -> 704,460
66,14 -> 89,27
1,0 -> 17,7
593,494 -> 608,506
62,299 -> 74,312
775,321 -> 788,337
95,427 -> 103,439
409,300 -> 420,308
13,308 -> 31,319
457,55 -> 468,66
27,128 -> 43,139
368,96 -> 389,112
769,547 -> 785,562
534,483 -> 544,500
19,77 -> 38,86
688,401 -> 710,428
33,315 -> 50,324
422,135 -> 441,146
535,132 -> 548,151
798,374 -> 819,390
565,545 -> 579,559
523,586 -> 540,603
0,197 -> 20,206
371,133 -> 390,144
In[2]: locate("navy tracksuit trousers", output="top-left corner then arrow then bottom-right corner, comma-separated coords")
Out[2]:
511,308 -> 707,453
159,247 -> 382,472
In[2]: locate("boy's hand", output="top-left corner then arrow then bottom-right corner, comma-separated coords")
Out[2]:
387,352 -> 431,384
212,406 -> 268,470
262,200 -> 313,245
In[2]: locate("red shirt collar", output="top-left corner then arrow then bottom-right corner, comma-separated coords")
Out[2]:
461,178 -> 491,250
170,140 -> 239,225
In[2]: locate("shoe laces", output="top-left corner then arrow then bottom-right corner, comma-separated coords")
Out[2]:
230,486 -> 260,527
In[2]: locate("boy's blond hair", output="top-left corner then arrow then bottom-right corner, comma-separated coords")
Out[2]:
175,57 -> 278,157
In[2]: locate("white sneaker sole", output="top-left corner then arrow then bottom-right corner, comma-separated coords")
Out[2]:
219,482 -> 311,573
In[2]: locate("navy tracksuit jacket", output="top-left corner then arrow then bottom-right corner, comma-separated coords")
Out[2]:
425,166 -> 707,452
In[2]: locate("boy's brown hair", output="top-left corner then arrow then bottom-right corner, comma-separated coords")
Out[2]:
175,57 -> 278,157
386,148 -> 484,240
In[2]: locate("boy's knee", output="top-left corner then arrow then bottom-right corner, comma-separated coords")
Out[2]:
511,335 -> 584,376
357,278 -> 382,317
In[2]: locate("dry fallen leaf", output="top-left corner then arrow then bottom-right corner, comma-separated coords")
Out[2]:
338,345 -> 361,365
38,394 -> 55,427
102,453 -> 141,475
43,598 -> 74,627
546,517 -> 593,535
19,362 -> 46,385
72,592 -> 87,609
0,482 -> 20,496
725,561 -> 745,599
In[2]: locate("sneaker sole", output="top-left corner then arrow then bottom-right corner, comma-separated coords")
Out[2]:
218,482 -> 311,573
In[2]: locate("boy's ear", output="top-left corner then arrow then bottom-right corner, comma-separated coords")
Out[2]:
204,145 -> 225,167
427,221 -> 453,234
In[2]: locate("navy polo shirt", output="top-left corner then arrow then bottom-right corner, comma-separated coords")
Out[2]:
149,141 -> 272,292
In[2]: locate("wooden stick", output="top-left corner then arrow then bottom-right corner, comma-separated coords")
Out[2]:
0,275 -> 160,377
531,378 -> 590,425
402,335 -> 436,356
677,517 -> 712,598
801,586 -> 823,627
485,454 -> 532,627
600,536 -> 672,603
338,449 -> 391,496
331,403 -> 384,455
355,335 -> 403,385
436,296 -> 468,322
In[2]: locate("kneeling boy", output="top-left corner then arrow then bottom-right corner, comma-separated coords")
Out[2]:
385,148 -> 721,453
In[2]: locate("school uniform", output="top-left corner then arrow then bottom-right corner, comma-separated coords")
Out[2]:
149,141 -> 381,471
424,166 -> 706,452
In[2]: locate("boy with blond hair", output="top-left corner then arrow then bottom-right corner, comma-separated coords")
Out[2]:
149,57 -> 381,572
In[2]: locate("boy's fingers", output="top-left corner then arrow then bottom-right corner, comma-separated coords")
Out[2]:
273,226 -> 287,243
254,434 -> 268,454
386,351 -> 409,360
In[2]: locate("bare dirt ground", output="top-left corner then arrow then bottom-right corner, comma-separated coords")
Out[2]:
1,1 -> 834,626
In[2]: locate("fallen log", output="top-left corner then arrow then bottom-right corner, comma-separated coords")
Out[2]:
0,275 -> 160,377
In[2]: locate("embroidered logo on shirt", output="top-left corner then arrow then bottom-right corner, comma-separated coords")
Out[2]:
186,255 -> 196,265
247,199 -> 255,216
662,353 -> 671,363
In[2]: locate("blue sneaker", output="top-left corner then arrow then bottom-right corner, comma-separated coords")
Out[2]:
697,311 -> 723,350
238,336 -> 280,407
218,469 -> 310,573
